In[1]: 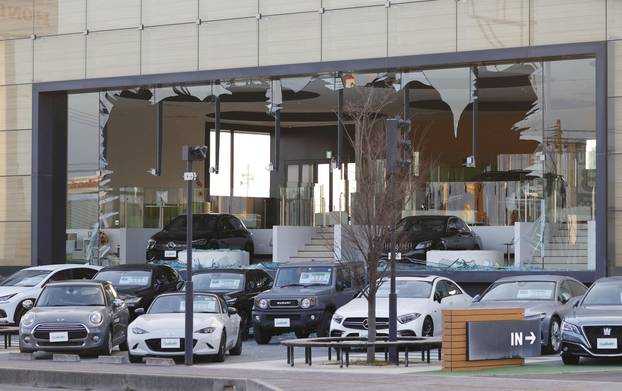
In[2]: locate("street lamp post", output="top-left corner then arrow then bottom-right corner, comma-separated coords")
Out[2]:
182,145 -> 208,366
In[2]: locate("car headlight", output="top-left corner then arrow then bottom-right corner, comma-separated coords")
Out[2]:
196,327 -> 216,334
398,313 -> 421,324
255,298 -> 268,309
132,327 -> 149,335
561,321 -> 581,335
89,312 -> 103,326
192,239 -> 208,246
0,293 -> 16,302
124,297 -> 141,305
332,313 -> 344,324
147,239 -> 156,249
21,312 -> 35,328
300,297 -> 316,309
415,241 -> 432,250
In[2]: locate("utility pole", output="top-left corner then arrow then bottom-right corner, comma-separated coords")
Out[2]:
385,117 -> 412,364
181,145 -> 208,366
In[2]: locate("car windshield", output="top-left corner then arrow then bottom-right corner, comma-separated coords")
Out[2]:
164,215 -> 217,232
582,282 -> 622,305
376,280 -> 432,299
149,294 -> 219,314
0,269 -> 52,287
37,286 -> 105,307
193,273 -> 243,291
96,270 -> 152,289
480,281 -> 556,301
275,267 -> 333,288
397,217 -> 445,233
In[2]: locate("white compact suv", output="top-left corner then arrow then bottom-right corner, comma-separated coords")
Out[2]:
330,275 -> 471,338
0,264 -> 101,325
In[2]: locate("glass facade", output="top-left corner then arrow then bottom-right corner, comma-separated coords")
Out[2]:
0,0 -> 615,277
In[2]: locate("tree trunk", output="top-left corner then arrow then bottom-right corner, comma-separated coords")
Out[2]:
366,265 -> 377,362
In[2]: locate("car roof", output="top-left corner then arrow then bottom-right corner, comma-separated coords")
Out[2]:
45,280 -> 108,287
381,275 -> 440,282
278,260 -> 358,268
594,276 -> 622,283
98,264 -> 163,272
156,292 -> 222,299
403,215 -> 453,221
25,264 -> 100,271
493,274 -> 570,283
194,268 -> 246,275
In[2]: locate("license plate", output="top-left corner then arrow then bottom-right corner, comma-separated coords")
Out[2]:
597,338 -> 618,349
274,318 -> 290,328
161,338 -> 180,349
49,332 -> 68,343
164,250 -> 177,258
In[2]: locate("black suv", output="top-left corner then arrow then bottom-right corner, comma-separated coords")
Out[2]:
146,213 -> 254,262
94,264 -> 181,319
251,261 -> 364,344
191,268 -> 273,338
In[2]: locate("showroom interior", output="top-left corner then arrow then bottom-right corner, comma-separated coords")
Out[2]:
29,44 -> 605,284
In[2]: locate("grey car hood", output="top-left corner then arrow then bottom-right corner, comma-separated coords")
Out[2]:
259,286 -> 334,299
566,305 -> 622,324
29,306 -> 106,323
471,300 -> 553,316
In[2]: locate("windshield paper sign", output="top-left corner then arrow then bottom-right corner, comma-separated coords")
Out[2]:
119,276 -> 150,286
299,272 -> 331,285
516,289 -> 552,300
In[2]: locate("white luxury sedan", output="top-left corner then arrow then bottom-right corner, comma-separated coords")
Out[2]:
127,292 -> 242,363
330,276 -> 471,338
0,264 -> 101,325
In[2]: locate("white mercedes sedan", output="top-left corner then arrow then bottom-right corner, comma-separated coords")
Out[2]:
127,292 -> 242,363
330,276 -> 471,338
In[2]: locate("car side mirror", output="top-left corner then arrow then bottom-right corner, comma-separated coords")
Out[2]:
559,292 -> 572,304
22,300 -> 33,310
113,299 -> 124,308
134,308 -> 145,316
227,307 -> 238,315
472,294 -> 481,303
572,298 -> 581,308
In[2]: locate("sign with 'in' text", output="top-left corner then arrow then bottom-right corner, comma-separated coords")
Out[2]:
467,319 -> 542,361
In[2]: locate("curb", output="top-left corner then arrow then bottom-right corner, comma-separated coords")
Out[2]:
0,367 -> 281,391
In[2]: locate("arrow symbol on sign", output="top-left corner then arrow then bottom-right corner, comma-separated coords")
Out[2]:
525,332 -> 536,345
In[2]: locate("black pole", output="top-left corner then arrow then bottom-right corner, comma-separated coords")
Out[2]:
274,109 -> 281,171
337,88 -> 344,166
386,119 -> 399,363
472,66 -> 479,165
153,101 -> 163,176
214,96 -> 221,174
184,158 -> 194,366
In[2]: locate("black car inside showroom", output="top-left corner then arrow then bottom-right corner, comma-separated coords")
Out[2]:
56,54 -> 599,285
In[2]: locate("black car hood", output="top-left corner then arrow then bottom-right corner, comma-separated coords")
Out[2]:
151,230 -> 215,241
567,305 -> 622,324
259,286 -> 334,298
396,231 -> 444,244
115,286 -> 152,298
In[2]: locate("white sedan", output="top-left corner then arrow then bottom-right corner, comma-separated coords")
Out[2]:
127,293 -> 242,363
330,275 -> 471,337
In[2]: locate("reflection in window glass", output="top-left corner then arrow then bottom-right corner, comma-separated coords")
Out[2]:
233,132 -> 270,198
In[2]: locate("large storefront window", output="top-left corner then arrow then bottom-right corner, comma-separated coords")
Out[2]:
65,56 -> 597,270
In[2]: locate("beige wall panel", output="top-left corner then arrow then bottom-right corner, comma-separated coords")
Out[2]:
0,85 -> 31,131
322,6 -> 387,61
0,176 -> 30,221
259,13 -> 320,66
388,0 -> 456,56
200,18 -> 258,70
0,222 -> 30,266
260,0 -> 320,15
0,130 -> 30,176
87,0 -> 140,31
35,0 -> 85,36
457,0 -> 528,51
530,0 -> 606,45
34,34 -> 85,82
200,0 -> 257,21
609,40 -> 622,98
142,24 -> 198,75
142,0 -> 198,27
608,0 -> 622,40
87,29 -> 140,78
323,0 -> 384,10
0,0 -> 34,40
0,38 -> 33,85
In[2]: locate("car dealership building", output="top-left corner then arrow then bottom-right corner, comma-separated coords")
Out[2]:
0,0 -> 619,283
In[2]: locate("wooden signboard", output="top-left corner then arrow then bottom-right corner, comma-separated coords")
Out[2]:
442,308 -> 525,371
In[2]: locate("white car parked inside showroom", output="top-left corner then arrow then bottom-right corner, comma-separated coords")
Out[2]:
0,264 -> 101,325
127,292 -> 242,363
330,276 -> 471,337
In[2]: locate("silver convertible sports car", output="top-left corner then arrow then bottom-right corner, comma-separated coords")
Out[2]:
471,275 -> 587,353
19,280 -> 129,355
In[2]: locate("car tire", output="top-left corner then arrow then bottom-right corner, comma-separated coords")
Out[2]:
128,353 -> 143,364
422,316 -> 434,337
214,332 -> 226,363
19,347 -> 34,354
99,330 -> 113,356
13,301 -> 32,325
473,244 -> 481,250
119,340 -> 128,351
229,327 -> 243,356
295,330 -> 310,339
240,314 -> 250,341
545,318 -> 562,354
561,352 -> 580,365
316,311 -> 333,338
254,327 -> 272,345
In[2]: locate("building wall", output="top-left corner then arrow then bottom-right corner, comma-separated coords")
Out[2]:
0,0 -> 619,268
